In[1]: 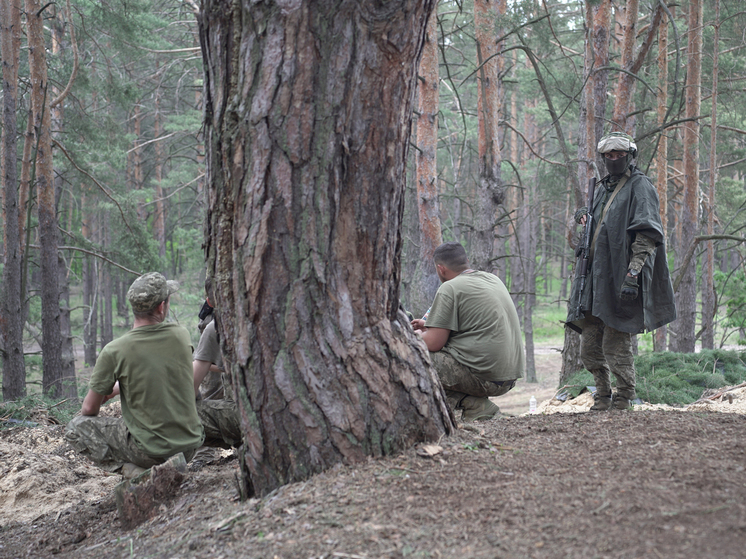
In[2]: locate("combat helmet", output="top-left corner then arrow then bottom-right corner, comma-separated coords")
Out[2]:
597,131 -> 637,158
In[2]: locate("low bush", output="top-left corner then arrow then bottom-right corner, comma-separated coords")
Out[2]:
561,349 -> 746,406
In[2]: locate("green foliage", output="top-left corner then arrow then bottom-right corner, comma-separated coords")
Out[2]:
0,394 -> 79,429
715,270 -> 746,339
562,350 -> 746,406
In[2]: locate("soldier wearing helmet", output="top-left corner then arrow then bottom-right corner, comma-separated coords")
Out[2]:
567,132 -> 676,411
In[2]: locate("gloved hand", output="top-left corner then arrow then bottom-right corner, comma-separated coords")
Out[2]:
620,274 -> 639,301
574,206 -> 589,224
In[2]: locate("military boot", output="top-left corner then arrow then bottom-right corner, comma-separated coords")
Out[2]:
590,392 -> 612,411
611,392 -> 632,410
461,396 -> 500,422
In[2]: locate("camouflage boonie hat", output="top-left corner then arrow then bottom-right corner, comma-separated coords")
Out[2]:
127,272 -> 179,313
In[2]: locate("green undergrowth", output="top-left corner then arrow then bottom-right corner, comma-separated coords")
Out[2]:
562,349 -> 746,406
0,394 -> 79,429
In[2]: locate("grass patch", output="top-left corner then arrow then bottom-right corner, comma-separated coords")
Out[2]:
0,394 -> 79,428
562,349 -> 746,406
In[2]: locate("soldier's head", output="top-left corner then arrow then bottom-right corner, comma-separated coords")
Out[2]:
597,132 -> 637,177
127,272 -> 179,320
433,242 -> 469,281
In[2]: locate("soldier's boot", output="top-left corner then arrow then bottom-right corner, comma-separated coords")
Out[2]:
445,390 -> 466,414
461,396 -> 500,422
590,392 -> 612,411
612,388 -> 635,410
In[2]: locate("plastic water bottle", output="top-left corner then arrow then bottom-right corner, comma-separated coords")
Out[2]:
529,395 -> 537,414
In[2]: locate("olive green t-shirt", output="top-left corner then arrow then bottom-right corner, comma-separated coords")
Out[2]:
425,271 -> 525,381
89,322 -> 205,457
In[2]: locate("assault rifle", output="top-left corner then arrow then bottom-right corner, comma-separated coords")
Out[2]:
568,177 -> 597,323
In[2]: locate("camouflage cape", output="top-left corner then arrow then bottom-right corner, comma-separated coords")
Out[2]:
567,165 -> 676,334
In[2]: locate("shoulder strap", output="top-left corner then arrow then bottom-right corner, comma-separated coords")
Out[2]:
589,175 -> 628,259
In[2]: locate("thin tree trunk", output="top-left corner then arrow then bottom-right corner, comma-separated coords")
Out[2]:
81,188 -> 98,366
1,0 -> 27,400
472,0 -> 503,274
51,8 -> 77,399
701,0 -> 720,350
153,79 -> 167,260
411,7 -> 442,317
199,0 -> 453,498
563,0 -> 609,385
27,0 -> 64,397
672,0 -> 702,353
654,11 -> 669,352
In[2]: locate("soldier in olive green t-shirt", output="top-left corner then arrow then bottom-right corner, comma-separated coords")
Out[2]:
411,242 -> 525,422
65,272 -> 205,472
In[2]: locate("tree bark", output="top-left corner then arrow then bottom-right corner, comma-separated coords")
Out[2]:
610,0 -> 662,134
701,0 -> 720,350
1,0 -> 27,400
654,10 -> 669,352
472,0 -> 504,274
671,0 -> 702,353
27,0 -> 64,397
198,0 -> 454,498
409,9 -> 442,317
51,7 -> 77,399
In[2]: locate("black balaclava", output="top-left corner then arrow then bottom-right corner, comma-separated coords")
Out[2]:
604,152 -> 631,177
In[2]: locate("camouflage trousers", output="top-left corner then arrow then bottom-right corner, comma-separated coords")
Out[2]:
580,314 -> 636,399
65,401 -> 241,472
64,415 -> 198,472
429,350 -> 516,409
196,399 -> 241,449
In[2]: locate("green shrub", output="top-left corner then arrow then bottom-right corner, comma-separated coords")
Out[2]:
0,394 -> 79,429
562,349 -> 746,406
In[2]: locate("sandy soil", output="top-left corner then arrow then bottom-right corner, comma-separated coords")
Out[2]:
2,350 -> 746,559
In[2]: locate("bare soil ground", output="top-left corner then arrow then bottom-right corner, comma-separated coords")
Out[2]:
3,352 -> 746,559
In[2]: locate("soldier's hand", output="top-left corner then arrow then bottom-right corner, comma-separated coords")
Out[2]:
574,206 -> 589,225
620,274 -> 639,301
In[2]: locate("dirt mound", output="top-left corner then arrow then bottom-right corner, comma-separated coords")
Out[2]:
0,425 -> 120,525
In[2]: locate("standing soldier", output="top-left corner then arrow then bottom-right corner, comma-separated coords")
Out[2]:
567,132 -> 676,411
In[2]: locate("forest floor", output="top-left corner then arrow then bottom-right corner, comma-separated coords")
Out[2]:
2,350 -> 746,559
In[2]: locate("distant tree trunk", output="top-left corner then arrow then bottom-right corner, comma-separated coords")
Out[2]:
563,0 -> 609,385
153,79 -> 167,260
99,215 -> 113,349
472,0 -> 504,274
654,12 -> 669,352
411,7 -> 442,317
671,0 -> 702,353
199,0 -> 453,498
521,173 -> 537,383
1,0 -> 27,400
51,6 -> 77,399
27,0 -> 64,397
701,0 -> 719,350
610,0 -> 662,134
81,188 -> 98,366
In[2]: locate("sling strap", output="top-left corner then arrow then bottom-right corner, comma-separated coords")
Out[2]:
589,175 -> 628,261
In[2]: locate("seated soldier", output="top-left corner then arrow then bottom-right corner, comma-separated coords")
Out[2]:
411,242 -> 525,421
65,272 -> 205,473
193,276 -> 241,449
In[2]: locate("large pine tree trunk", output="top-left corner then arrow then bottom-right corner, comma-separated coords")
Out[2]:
1,0 -> 27,400
199,0 -> 453,498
